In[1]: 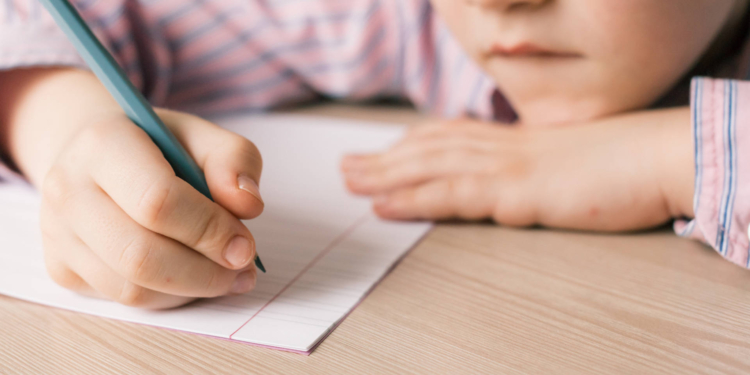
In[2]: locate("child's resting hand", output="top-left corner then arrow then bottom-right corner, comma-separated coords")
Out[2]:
342,108 -> 694,232
39,108 -> 264,309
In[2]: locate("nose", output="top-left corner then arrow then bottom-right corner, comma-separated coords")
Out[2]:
465,0 -> 549,11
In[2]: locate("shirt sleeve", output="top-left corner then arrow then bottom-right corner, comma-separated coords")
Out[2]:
0,0 -> 171,183
0,0 -> 168,90
0,0 -> 92,72
391,0 -> 496,120
674,77 -> 750,268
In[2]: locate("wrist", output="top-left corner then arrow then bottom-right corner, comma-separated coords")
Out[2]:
653,107 -> 695,218
1,67 -> 122,186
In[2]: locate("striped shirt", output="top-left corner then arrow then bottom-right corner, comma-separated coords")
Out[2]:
0,0 -> 497,118
2,0 -> 750,269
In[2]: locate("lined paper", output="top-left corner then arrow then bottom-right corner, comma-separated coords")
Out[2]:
0,115 -> 431,353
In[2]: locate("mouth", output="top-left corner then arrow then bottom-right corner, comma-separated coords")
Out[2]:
486,43 -> 581,59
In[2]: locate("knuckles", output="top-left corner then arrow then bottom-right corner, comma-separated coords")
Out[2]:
192,209 -> 225,256
71,120 -> 119,156
44,257 -> 80,291
74,115 -> 141,148
116,281 -> 149,307
499,153 -> 534,181
41,166 -> 72,212
226,135 -> 263,169
452,176 -> 483,203
37,114 -> 253,304
490,189 -> 537,228
35,114 -> 248,305
117,235 -> 234,298
133,178 -> 175,229
41,120 -> 138,212
118,237 -> 159,285
201,268 -> 230,298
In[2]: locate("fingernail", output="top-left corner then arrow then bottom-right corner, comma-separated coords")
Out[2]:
224,236 -> 253,268
238,174 -> 263,204
231,270 -> 256,294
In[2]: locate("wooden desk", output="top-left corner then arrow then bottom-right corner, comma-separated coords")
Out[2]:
2,105 -> 750,374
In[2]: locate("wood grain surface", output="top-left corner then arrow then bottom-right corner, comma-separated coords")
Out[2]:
1,105 -> 749,374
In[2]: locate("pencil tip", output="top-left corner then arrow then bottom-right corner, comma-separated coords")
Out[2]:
255,256 -> 266,273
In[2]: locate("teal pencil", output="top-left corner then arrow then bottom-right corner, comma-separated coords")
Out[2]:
37,0 -> 265,273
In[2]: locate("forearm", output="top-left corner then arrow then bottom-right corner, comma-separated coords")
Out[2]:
0,67 -> 122,187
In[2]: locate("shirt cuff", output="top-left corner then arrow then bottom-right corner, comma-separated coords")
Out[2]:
676,77 -> 750,268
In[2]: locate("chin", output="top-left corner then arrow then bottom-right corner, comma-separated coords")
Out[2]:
512,96 -> 619,126
488,65 -> 642,126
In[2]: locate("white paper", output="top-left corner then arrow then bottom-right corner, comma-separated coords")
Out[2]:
0,115 -> 431,353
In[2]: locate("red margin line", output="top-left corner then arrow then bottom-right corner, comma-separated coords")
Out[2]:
229,214 -> 371,339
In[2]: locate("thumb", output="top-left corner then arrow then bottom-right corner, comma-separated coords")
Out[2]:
157,108 -> 264,219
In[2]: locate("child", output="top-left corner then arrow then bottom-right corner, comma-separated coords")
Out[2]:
0,0 -> 748,309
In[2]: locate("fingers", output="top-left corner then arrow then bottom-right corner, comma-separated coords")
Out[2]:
46,237 -> 194,309
372,176 -> 498,221
45,168 -> 253,298
42,204 -> 194,308
342,136 -> 520,195
342,120 -> 508,196
39,110 -> 263,308
343,141 -> 496,194
158,109 -> 264,219
347,135 -> 498,170
400,118 -> 506,142
77,123 -> 257,271
373,175 -> 538,226
343,120 -> 535,211
43,252 -> 101,299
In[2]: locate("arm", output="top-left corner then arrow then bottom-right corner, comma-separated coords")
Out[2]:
342,77 -> 750,269
342,106 -> 694,231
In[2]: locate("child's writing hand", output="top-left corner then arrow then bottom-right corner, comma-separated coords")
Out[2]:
342,108 -> 694,231
39,108 -> 264,309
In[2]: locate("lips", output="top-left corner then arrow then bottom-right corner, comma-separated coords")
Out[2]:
487,43 -> 580,58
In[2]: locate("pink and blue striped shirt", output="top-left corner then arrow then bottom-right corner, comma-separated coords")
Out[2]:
1,0 -> 496,117
2,0 -> 750,268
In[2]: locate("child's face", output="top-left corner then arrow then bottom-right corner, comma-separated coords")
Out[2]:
430,0 -> 742,124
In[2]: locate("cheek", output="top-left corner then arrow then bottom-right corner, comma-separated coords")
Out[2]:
579,0 -> 734,104
429,0 -> 477,50
582,0 -> 730,56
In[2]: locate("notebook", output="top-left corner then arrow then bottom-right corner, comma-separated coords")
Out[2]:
0,115 -> 432,354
